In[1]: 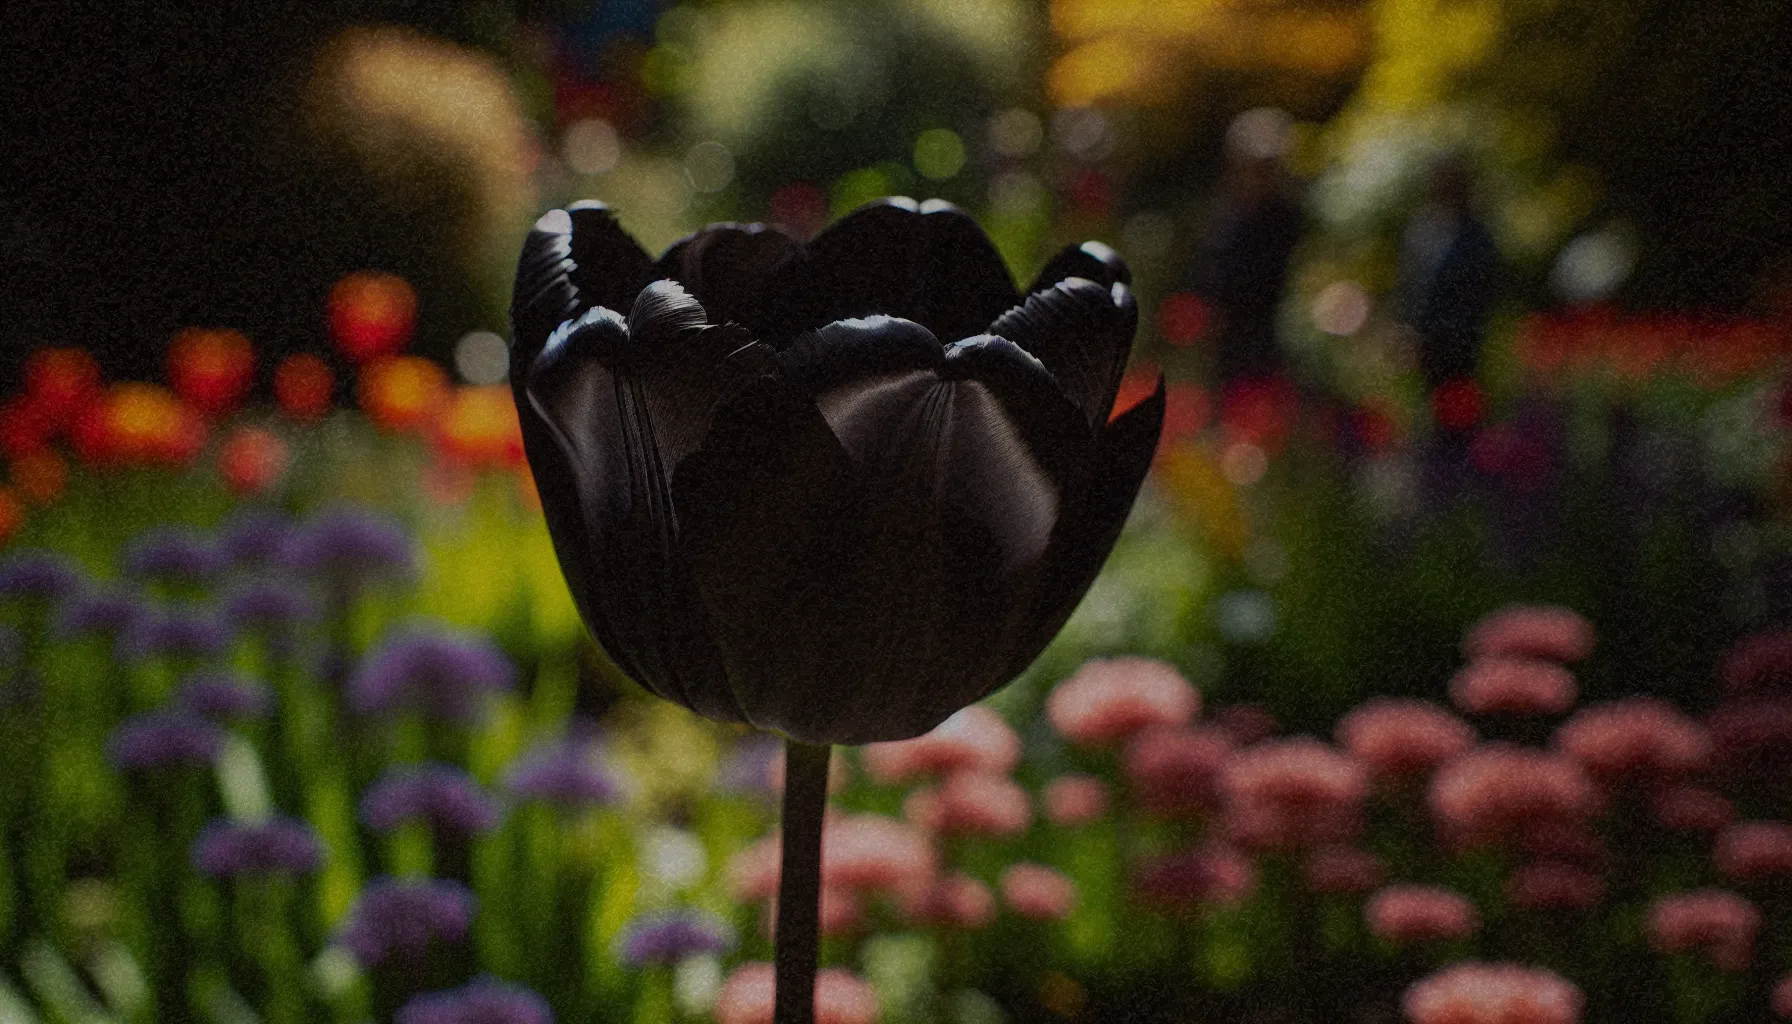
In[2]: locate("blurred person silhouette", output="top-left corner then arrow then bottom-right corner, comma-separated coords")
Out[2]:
1397,153 -> 1501,391
1195,108 -> 1305,386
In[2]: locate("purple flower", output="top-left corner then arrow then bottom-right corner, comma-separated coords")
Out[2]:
191,817 -> 324,876
116,604 -> 232,663
503,742 -> 619,809
221,577 -> 319,637
338,879 -> 476,969
218,508 -> 296,567
281,507 -> 418,592
52,587 -> 145,640
396,980 -> 554,1024
176,671 -> 273,721
0,550 -> 83,603
361,764 -> 502,836
617,909 -> 733,966
715,735 -> 781,797
349,625 -> 515,723
107,712 -> 225,771
122,526 -> 226,587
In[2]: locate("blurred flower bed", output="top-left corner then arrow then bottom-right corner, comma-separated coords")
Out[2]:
3,291 -> 1792,1024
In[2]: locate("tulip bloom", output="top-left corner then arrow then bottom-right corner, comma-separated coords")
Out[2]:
512,197 -> 1158,1024
509,198 -> 1161,745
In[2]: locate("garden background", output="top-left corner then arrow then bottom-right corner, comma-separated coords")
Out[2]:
4,0 -> 1792,1021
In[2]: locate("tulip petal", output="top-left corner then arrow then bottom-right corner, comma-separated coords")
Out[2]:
523,282 -> 759,723
674,317 -> 1085,742
509,202 -> 656,372
787,198 -> 1020,346
1027,240 -> 1131,293
989,278 -> 1138,429
653,223 -> 806,341
1002,377 -> 1165,683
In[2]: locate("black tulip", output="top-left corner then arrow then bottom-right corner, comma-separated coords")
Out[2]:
509,197 -> 1163,744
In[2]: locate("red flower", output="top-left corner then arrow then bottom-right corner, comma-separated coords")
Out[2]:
167,328 -> 255,418
329,271 -> 417,364
274,353 -> 335,421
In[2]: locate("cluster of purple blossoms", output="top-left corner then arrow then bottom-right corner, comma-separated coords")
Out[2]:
279,507 -> 419,594
503,741 -> 620,810
116,604 -> 233,664
107,712 -> 226,771
175,671 -> 274,721
348,624 -> 514,723
338,878 -> 476,969
361,764 -> 502,836
221,577 -> 319,637
396,980 -> 554,1024
191,817 -> 324,877
217,508 -> 296,568
0,550 -> 83,604
52,587 -> 143,641
121,526 -> 227,588
617,909 -> 734,967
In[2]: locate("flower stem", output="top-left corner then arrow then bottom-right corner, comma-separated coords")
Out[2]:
774,740 -> 830,1024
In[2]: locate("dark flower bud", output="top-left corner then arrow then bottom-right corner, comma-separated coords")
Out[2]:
509,198 -> 1162,743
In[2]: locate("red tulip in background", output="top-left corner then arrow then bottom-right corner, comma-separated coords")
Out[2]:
70,383 -> 207,468
329,271 -> 418,364
167,328 -> 255,418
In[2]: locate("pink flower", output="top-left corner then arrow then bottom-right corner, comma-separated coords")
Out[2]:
1403,962 -> 1584,1024
1220,737 -> 1368,850
1336,698 -> 1476,781
1773,975 -> 1792,1019
714,963 -> 878,1024
1720,628 -> 1792,694
1646,889 -> 1761,971
1506,861 -> 1605,911
1707,696 -> 1792,778
1429,745 -> 1601,847
1123,727 -> 1232,816
999,863 -> 1076,920
1366,884 -> 1479,943
1713,820 -> 1792,880
1449,657 -> 1577,716
1042,774 -> 1109,826
911,772 -> 1032,838
761,886 -> 865,938
1462,604 -> 1595,663
899,872 -> 996,930
1047,657 -> 1199,747
1651,785 -> 1735,833
1210,703 -> 1279,745
861,705 -> 1021,784
1133,845 -> 1256,911
1553,697 -> 1708,785
727,813 -> 937,902
1302,846 -> 1384,895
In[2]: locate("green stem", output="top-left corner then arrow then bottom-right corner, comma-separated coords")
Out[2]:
773,740 -> 830,1024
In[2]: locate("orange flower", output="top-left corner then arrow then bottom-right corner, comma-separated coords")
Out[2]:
431,386 -> 524,470
70,383 -> 207,468
274,353 -> 335,421
168,328 -> 255,418
357,356 -> 448,433
329,271 -> 417,364
217,425 -> 289,495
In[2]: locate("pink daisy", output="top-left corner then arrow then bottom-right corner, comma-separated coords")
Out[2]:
1047,657 -> 1199,747
1403,962 -> 1583,1024
1123,727 -> 1232,816
1366,884 -> 1479,943
1462,604 -> 1595,663
999,863 -> 1076,921
1449,657 -> 1577,716
1646,889 -> 1761,971
1042,774 -> 1110,827
1553,697 -> 1708,785
861,705 -> 1021,784
1336,698 -> 1476,781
